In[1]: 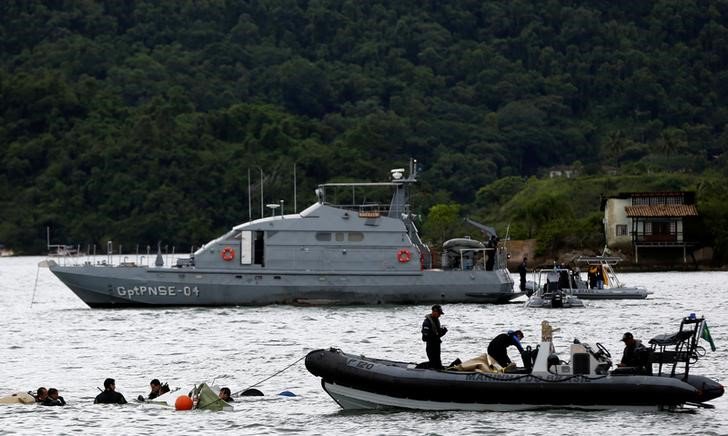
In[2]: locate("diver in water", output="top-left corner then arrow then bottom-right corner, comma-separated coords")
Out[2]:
41,388 -> 66,406
94,378 -> 127,405
218,387 -> 234,402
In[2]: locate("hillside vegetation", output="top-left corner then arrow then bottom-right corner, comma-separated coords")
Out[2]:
1,1 -> 727,260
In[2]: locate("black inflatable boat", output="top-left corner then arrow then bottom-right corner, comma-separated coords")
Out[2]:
306,316 -> 723,411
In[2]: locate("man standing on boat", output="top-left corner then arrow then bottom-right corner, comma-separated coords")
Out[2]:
422,304 -> 448,369
518,256 -> 528,293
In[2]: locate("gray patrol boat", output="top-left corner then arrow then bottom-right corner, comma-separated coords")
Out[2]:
49,162 -> 516,307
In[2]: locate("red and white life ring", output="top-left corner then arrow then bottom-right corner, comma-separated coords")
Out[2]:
221,247 -> 235,261
397,249 -> 412,263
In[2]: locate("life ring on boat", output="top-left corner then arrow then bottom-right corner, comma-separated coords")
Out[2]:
221,247 -> 235,261
397,249 -> 412,263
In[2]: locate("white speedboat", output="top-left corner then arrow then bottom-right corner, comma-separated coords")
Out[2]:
570,256 -> 649,299
524,268 -> 585,308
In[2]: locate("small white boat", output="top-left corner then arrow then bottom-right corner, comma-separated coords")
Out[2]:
524,268 -> 585,308
525,256 -> 649,301
570,256 -> 649,299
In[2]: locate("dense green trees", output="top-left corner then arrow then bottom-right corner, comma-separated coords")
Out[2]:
1,1 -> 727,259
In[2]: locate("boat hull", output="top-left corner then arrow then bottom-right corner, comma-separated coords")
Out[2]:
305,349 -> 723,411
50,265 -> 517,307
572,288 -> 649,300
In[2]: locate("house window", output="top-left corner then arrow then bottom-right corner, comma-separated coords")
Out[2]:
665,195 -> 682,204
616,225 -> 627,236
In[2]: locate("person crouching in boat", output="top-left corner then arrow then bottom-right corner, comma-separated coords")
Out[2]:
617,332 -> 652,374
41,388 -> 66,406
94,378 -> 127,404
421,304 -> 448,370
487,330 -> 525,370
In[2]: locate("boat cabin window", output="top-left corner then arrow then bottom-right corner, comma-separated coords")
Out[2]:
254,231 -> 264,266
348,232 -> 364,242
316,232 -> 331,241
335,232 -> 345,241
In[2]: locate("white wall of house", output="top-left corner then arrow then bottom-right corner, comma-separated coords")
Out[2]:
604,198 -> 631,248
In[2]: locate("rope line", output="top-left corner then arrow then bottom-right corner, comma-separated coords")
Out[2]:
30,265 -> 41,308
232,354 -> 306,397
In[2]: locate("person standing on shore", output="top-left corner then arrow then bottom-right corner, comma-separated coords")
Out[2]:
421,304 -> 448,369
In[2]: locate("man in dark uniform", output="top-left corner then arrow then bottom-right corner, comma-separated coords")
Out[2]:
487,330 -> 525,367
485,236 -> 498,271
94,378 -> 127,404
518,257 -> 528,293
617,332 -> 651,374
421,304 -> 448,369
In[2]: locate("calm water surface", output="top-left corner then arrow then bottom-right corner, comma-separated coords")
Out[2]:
1,257 -> 726,435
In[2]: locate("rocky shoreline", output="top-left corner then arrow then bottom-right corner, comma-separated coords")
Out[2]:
504,239 -> 727,273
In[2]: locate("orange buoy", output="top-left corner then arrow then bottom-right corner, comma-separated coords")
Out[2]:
175,395 -> 193,411
397,249 -> 411,263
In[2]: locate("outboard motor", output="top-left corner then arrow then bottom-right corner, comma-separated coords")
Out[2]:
521,346 -> 537,372
547,353 -> 560,372
551,291 -> 563,308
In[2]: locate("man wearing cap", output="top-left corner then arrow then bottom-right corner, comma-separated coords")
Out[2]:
617,332 -> 651,373
487,330 -> 525,368
421,304 -> 448,369
94,378 -> 127,404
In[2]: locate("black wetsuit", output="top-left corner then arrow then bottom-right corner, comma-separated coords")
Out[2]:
487,332 -> 524,367
94,390 -> 127,404
518,261 -> 527,292
41,396 -> 66,406
148,383 -> 169,400
422,315 -> 447,369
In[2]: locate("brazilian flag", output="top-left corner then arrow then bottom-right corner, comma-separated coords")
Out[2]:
701,321 -> 717,352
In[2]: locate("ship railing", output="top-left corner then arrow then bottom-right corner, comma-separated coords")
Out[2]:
454,247 -> 502,271
49,248 -> 188,269
324,202 -> 411,218
47,244 -> 84,257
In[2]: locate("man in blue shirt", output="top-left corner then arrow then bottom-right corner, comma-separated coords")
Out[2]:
487,330 -> 525,367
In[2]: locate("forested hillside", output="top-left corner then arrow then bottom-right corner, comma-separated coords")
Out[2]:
1,1 -> 727,258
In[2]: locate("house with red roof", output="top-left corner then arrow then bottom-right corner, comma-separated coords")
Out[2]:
602,192 -> 699,263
